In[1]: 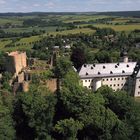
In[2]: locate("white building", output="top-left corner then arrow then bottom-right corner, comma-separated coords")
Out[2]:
78,56 -> 140,97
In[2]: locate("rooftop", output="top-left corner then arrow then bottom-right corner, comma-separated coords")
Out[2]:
79,62 -> 137,78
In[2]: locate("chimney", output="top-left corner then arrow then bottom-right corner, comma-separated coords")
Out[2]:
122,51 -> 128,63
123,56 -> 129,63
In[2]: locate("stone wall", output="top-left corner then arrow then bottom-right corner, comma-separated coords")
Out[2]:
6,51 -> 27,75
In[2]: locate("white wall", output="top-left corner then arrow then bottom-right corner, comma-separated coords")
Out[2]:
134,78 -> 140,97
81,76 -> 129,92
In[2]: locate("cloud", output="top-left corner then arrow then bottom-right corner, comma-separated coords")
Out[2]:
33,3 -> 40,7
45,1 -> 55,8
0,0 -> 6,4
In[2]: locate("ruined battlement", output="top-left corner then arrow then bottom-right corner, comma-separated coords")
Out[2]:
6,51 -> 27,75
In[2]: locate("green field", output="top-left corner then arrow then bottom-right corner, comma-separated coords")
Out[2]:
80,24 -> 140,31
0,17 -> 23,25
0,35 -> 41,52
94,24 -> 140,31
3,26 -> 58,33
62,15 -> 110,23
47,28 -> 96,35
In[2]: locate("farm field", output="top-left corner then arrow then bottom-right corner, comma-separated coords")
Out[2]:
3,26 -> 58,33
48,28 -> 96,35
62,15 -> 110,23
79,23 -> 140,31
0,35 -> 41,51
92,24 -> 140,31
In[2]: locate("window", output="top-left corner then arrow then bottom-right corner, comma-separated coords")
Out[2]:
118,84 -> 119,86
110,78 -> 112,81
121,84 -> 123,86
106,79 -> 108,81
85,80 -> 87,82
138,92 -> 140,95
122,78 -> 124,80
89,80 -> 90,82
92,80 -> 94,82
114,78 -> 116,80
103,79 -> 105,81
139,86 -> 140,89
84,64 -> 87,67
114,84 -> 116,87
110,85 -> 112,87
118,78 -> 120,80
122,70 -> 125,73
103,66 -> 106,69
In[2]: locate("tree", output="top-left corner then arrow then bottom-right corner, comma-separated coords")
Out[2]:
0,94 -> 15,140
54,118 -> 83,140
54,71 -> 124,140
13,86 -> 56,140
71,47 -> 87,70
53,57 -> 72,91
97,86 -> 140,139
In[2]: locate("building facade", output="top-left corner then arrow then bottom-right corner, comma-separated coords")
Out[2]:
79,57 -> 140,97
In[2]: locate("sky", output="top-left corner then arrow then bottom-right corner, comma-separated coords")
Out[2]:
0,0 -> 140,13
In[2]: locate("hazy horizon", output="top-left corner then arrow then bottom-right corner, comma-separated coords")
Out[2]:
0,0 -> 140,13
